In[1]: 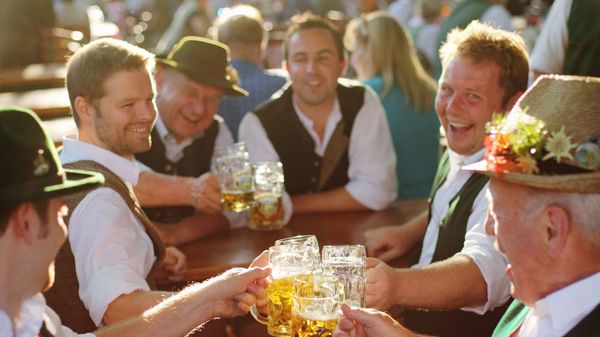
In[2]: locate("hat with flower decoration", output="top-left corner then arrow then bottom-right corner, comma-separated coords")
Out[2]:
0,106 -> 104,210
465,75 -> 600,193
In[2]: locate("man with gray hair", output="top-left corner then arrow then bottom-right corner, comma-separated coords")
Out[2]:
333,75 -> 600,337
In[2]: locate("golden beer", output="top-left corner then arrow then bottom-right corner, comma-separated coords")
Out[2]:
249,193 -> 284,230
221,191 -> 254,212
267,276 -> 296,337
292,313 -> 337,337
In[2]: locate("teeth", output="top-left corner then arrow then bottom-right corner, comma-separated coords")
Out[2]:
181,111 -> 199,123
127,127 -> 148,133
307,80 -> 321,86
450,122 -> 470,128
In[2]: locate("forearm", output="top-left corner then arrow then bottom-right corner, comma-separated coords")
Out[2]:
102,290 -> 173,325
154,213 -> 229,246
135,171 -> 193,207
393,256 -> 488,310
291,188 -> 368,213
96,283 -> 214,337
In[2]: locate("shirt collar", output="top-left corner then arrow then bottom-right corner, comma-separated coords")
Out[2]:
292,98 -> 342,155
447,147 -> 485,179
5,293 -> 46,337
61,134 -> 140,186
532,271 -> 600,331
155,114 -> 200,147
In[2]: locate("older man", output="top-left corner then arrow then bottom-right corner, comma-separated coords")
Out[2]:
0,106 -> 270,337
334,75 -> 600,337
239,12 -> 397,213
363,21 -> 528,337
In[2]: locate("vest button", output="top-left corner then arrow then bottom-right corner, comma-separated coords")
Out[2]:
310,177 -> 317,183
313,161 -> 319,167
165,164 -> 173,172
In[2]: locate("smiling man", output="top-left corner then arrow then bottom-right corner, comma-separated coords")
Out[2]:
239,12 -> 396,213
362,21 -> 529,337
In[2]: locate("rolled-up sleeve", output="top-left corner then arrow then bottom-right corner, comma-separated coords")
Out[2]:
456,186 -> 511,314
68,188 -> 155,325
345,87 -> 397,210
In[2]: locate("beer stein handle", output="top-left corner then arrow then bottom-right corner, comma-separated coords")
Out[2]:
249,304 -> 269,325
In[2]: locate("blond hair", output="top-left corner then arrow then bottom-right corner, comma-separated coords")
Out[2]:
440,21 -> 529,107
345,11 -> 436,112
66,38 -> 155,126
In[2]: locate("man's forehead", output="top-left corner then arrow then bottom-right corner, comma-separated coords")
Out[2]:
168,69 -> 223,95
288,28 -> 339,55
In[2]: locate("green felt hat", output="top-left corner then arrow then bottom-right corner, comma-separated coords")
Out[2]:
0,106 -> 104,209
157,36 -> 248,96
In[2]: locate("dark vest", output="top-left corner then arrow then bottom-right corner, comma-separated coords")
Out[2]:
433,0 -> 491,77
135,119 -> 220,223
404,150 -> 506,337
564,0 -> 600,77
253,80 -> 364,195
44,161 -> 166,333
492,299 -> 600,337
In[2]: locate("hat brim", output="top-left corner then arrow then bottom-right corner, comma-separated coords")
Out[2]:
464,160 -> 600,193
157,59 -> 249,97
44,168 -> 104,195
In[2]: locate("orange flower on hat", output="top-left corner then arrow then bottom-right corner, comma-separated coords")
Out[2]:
543,126 -> 577,163
516,153 -> 539,174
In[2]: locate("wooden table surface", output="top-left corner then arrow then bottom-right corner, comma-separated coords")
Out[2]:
0,63 -> 66,92
178,198 -> 428,282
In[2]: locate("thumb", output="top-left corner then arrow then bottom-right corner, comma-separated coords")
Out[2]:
239,266 -> 271,284
365,257 -> 381,269
250,250 -> 269,268
376,248 -> 400,262
340,304 -> 378,327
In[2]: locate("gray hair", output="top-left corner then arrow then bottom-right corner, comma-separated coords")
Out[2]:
519,187 -> 600,247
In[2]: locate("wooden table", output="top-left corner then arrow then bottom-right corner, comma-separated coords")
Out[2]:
0,87 -> 71,119
178,198 -> 428,282
0,63 -> 66,92
174,199 -> 427,337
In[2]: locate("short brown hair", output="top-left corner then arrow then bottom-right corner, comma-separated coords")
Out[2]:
440,20 -> 529,107
213,5 -> 265,47
66,38 -> 155,126
284,12 -> 344,61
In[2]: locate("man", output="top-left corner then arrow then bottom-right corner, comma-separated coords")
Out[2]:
333,74 -> 600,337
134,36 -> 246,228
41,38 -> 196,332
530,0 -> 600,79
0,105 -> 270,337
363,21 -> 528,337
239,12 -> 397,213
211,4 -> 288,139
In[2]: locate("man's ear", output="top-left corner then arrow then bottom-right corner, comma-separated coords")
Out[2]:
74,96 -> 93,126
11,203 -> 35,245
155,66 -> 166,87
544,205 -> 570,258
503,90 -> 523,111
283,60 -> 290,74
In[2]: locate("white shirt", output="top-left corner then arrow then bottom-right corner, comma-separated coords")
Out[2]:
0,294 -> 95,337
416,148 -> 510,314
154,114 -> 234,165
480,5 -> 514,32
60,136 -> 155,326
529,0 -> 571,75
517,271 -> 600,337
238,82 -> 397,211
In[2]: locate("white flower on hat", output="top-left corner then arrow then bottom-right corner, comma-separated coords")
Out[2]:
543,126 -> 577,163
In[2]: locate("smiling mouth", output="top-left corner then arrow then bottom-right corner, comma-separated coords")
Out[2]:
180,110 -> 200,123
449,121 -> 473,132
126,126 -> 151,134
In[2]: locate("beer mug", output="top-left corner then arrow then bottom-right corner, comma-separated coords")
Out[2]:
322,245 -> 366,307
249,162 -> 285,230
251,240 -> 320,336
292,274 -> 344,337
275,235 -> 320,271
214,142 -> 254,212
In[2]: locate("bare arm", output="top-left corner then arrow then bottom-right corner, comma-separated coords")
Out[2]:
95,267 -> 270,337
366,256 -> 487,311
291,187 -> 368,213
153,213 -> 229,246
364,210 -> 429,261
135,171 -> 222,214
102,290 -> 172,325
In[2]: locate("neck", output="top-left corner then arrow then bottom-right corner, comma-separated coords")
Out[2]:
78,128 -> 134,160
292,94 -> 336,141
0,243 -> 32,329
229,43 -> 263,66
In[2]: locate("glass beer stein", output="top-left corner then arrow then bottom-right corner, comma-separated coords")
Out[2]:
249,162 -> 285,230
321,245 -> 367,307
251,240 -> 320,336
214,142 -> 254,212
291,274 -> 344,337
